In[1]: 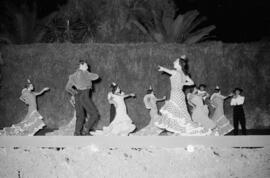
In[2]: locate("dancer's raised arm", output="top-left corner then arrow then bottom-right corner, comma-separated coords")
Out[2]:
158,66 -> 174,75
34,87 -> 50,96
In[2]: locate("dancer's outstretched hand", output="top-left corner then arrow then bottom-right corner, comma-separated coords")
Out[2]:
130,93 -> 136,97
44,87 -> 50,91
158,65 -> 164,72
163,96 -> 166,100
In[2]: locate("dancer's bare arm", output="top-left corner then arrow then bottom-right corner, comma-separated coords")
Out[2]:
158,66 -> 174,75
157,96 -> 166,102
123,93 -> 136,98
34,87 -> 50,96
224,93 -> 234,100
19,95 -> 26,103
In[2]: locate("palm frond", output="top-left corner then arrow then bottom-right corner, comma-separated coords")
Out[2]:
184,25 -> 216,44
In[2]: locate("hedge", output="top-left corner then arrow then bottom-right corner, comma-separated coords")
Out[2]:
0,42 -> 270,130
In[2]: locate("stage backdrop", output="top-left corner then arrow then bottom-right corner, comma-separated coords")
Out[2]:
0,42 -> 269,130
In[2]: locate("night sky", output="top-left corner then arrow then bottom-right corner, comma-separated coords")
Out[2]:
1,0 -> 270,43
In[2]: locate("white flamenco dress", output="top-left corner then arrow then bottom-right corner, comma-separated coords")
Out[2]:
132,93 -> 163,136
155,71 -> 212,136
91,92 -> 136,136
0,89 -> 45,136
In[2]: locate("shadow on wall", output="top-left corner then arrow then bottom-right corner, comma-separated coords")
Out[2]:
0,42 -> 269,130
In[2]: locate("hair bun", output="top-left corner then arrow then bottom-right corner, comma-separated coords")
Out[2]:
180,55 -> 187,60
110,82 -> 118,88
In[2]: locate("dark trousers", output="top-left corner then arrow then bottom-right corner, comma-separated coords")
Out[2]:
233,105 -> 246,135
110,104 -> 116,123
74,89 -> 99,135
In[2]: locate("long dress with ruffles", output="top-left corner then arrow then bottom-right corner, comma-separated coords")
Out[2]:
155,71 -> 212,135
211,93 -> 234,135
132,93 -> 163,136
90,92 -> 136,136
0,89 -> 45,136
189,94 -> 216,130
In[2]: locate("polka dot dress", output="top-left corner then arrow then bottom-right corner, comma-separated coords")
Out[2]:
155,71 -> 212,136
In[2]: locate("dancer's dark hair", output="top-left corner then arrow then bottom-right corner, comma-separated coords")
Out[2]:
213,86 -> 220,93
24,79 -> 32,89
110,83 -> 118,94
199,84 -> 206,89
79,60 -> 87,65
146,89 -> 153,94
189,84 -> 197,93
233,87 -> 243,93
179,58 -> 189,76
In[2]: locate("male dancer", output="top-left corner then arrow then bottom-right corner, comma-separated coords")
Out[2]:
230,88 -> 246,135
65,60 -> 100,135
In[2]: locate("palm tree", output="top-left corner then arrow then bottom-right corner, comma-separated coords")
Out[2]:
0,2 -> 56,44
44,0 -> 102,43
125,0 -> 216,44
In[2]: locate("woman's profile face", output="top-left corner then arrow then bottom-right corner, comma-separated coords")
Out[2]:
173,59 -> 181,70
115,87 -> 121,94
28,84 -> 34,91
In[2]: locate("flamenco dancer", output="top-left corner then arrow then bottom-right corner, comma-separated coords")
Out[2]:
108,83 -> 117,123
133,86 -> 166,136
90,83 -> 136,136
187,86 -> 217,132
210,86 -> 234,135
65,60 -> 100,136
155,55 -> 211,135
230,88 -> 246,135
197,84 -> 210,101
0,79 -> 49,136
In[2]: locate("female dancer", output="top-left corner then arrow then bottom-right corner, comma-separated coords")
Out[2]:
108,83 -> 117,123
188,86 -> 217,131
210,86 -> 234,135
0,79 -> 49,136
90,83 -> 136,136
154,56 -> 211,135
133,86 -> 166,135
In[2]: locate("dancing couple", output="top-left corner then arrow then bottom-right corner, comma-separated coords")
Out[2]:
66,60 -> 136,136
